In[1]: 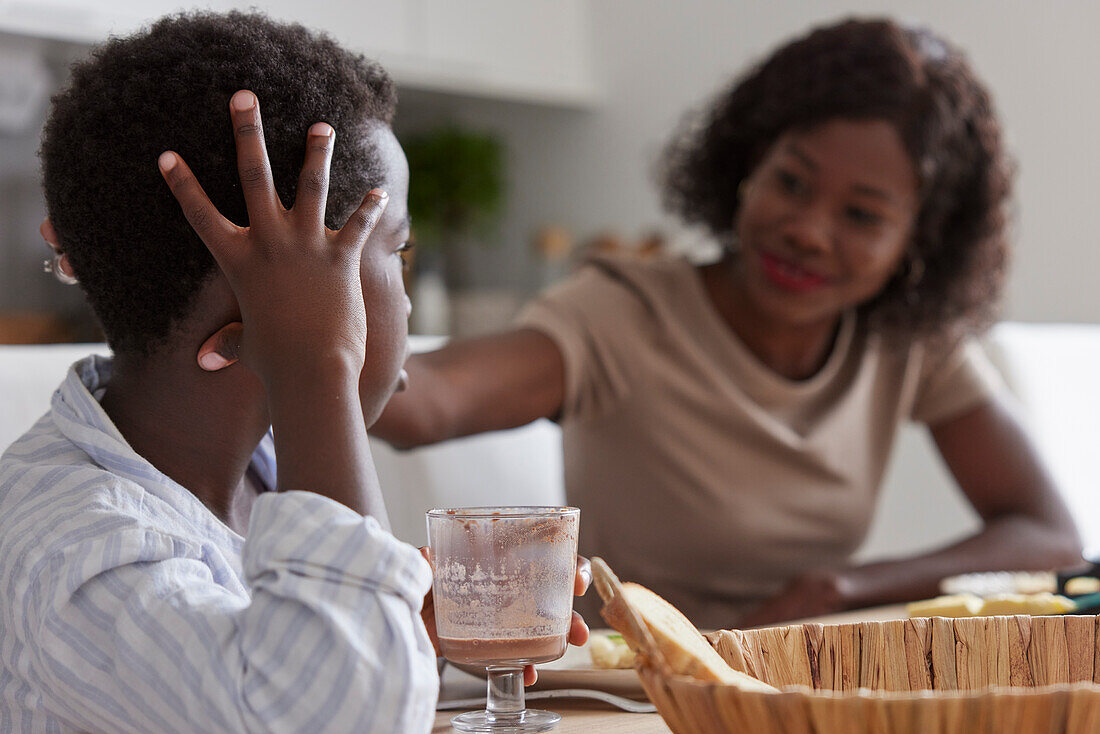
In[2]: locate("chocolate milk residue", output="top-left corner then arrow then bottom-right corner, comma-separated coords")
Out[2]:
438,634 -> 567,666
432,511 -> 579,647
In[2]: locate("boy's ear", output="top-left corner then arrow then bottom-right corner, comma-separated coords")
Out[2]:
40,218 -> 60,249
197,322 -> 243,371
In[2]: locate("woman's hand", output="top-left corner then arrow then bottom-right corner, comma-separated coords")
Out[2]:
158,89 -> 387,388
736,570 -> 853,628
741,398 -> 1087,630
420,549 -> 592,686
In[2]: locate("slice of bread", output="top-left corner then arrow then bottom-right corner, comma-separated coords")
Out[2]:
601,581 -> 777,692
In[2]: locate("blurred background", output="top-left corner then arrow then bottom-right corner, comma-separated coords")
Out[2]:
1,0 -> 1098,341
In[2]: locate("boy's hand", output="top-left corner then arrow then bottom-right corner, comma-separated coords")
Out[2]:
420,549 -> 591,686
159,89 -> 388,515
158,89 -> 387,387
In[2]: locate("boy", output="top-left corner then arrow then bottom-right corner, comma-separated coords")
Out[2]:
0,12 -> 431,732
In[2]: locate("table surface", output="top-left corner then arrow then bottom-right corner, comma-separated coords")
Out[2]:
431,604 -> 910,732
433,663 -> 671,733
432,700 -> 671,733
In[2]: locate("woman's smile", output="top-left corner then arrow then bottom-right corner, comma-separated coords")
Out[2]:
757,251 -> 832,293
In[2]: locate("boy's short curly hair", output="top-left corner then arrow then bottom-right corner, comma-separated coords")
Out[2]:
661,18 -> 1012,337
40,11 -> 396,356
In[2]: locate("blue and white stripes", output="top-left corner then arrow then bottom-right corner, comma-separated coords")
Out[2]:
0,356 -> 438,733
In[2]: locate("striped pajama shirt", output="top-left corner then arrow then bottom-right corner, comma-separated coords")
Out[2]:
0,356 -> 438,733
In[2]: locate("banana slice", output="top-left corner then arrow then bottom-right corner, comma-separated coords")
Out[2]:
907,591 -> 1075,618
588,632 -> 636,669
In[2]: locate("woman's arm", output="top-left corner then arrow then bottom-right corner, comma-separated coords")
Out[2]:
738,396 -> 1083,626
370,328 -> 566,448
841,396 -> 1082,605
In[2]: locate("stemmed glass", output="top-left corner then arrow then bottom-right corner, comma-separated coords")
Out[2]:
428,506 -> 580,733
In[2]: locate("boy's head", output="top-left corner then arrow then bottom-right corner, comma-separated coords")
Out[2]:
41,11 -> 407,364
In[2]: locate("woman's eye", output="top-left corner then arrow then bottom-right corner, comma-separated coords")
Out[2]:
776,169 -> 807,196
845,206 -> 883,226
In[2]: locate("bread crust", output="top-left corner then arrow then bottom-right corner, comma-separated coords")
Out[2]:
601,581 -> 777,692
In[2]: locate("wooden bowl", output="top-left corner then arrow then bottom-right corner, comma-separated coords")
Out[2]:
638,614 -> 1100,733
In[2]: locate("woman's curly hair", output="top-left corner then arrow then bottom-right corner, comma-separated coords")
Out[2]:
40,11 -> 396,356
661,18 -> 1012,338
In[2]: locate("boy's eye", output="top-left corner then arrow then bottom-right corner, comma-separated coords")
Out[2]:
397,242 -> 415,270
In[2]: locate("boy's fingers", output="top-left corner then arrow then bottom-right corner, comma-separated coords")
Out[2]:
293,122 -> 335,226
338,189 -> 388,252
418,546 -> 442,655
568,611 -> 589,647
158,151 -> 236,257
229,90 -> 281,224
575,557 -> 592,596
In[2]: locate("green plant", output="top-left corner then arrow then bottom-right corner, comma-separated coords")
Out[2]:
403,126 -> 504,252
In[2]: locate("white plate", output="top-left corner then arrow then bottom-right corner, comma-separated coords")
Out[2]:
939,570 -> 1056,596
529,632 -> 647,698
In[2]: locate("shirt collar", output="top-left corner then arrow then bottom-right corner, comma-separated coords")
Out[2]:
49,354 -> 272,552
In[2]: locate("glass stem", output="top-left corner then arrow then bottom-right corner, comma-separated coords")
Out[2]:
485,666 -> 525,722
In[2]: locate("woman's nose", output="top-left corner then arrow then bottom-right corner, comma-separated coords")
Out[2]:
781,203 -> 833,254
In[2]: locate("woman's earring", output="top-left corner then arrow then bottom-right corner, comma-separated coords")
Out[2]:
43,251 -> 78,285
906,255 -> 925,288
903,254 -> 925,305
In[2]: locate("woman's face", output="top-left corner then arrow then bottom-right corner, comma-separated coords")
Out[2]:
734,118 -> 920,329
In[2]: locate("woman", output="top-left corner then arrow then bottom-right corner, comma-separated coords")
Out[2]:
240,19 -> 1082,629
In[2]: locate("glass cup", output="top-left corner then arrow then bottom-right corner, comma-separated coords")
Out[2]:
428,506 -> 580,733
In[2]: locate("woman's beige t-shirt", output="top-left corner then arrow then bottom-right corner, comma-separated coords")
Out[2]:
516,254 -> 1005,629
